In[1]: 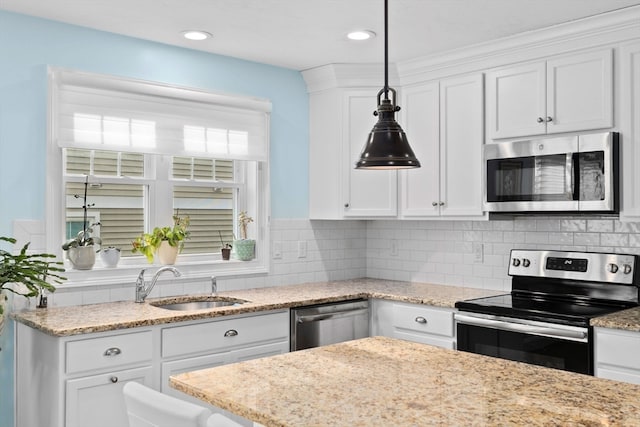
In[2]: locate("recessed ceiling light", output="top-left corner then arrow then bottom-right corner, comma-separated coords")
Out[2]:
181,30 -> 212,41
347,30 -> 376,41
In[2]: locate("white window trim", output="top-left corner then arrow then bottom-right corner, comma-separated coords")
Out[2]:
46,68 -> 271,288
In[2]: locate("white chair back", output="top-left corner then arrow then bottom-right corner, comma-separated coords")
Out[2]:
123,382 -> 241,427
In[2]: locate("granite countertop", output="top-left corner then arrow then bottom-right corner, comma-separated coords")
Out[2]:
591,306 -> 640,332
170,336 -> 640,427
11,278 -> 500,337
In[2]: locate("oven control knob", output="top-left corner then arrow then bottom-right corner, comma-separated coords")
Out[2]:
512,258 -> 521,267
607,263 -> 619,274
623,264 -> 633,275
522,258 -> 531,268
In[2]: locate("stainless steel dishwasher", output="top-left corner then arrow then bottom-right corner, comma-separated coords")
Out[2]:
290,299 -> 369,351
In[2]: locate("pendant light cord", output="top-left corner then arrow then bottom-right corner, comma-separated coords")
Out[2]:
383,0 -> 389,100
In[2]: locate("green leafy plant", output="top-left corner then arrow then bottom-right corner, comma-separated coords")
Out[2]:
0,237 -> 66,315
62,175 -> 101,250
131,214 -> 190,263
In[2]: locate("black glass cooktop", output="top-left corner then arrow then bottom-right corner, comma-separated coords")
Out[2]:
455,293 -> 632,327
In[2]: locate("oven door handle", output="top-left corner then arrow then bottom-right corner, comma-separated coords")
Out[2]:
455,314 -> 588,342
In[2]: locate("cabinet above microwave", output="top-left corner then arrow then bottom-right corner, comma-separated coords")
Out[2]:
484,132 -> 618,214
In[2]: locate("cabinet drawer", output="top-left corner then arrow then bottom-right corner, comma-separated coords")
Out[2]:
162,310 -> 289,358
66,331 -> 153,375
392,304 -> 454,337
595,328 -> 640,370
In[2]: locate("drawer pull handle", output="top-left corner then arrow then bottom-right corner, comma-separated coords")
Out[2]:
415,316 -> 428,324
224,329 -> 238,337
104,347 -> 122,357
110,376 -> 118,383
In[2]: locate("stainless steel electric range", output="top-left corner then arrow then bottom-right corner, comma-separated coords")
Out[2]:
455,249 -> 640,375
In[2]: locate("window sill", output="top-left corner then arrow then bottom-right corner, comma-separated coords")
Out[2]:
56,257 -> 268,289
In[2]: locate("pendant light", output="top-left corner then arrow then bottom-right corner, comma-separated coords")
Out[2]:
355,0 -> 420,170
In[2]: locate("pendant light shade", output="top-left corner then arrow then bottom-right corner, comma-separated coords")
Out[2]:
355,0 -> 420,170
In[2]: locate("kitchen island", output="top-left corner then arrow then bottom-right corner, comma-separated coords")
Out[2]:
170,336 -> 640,426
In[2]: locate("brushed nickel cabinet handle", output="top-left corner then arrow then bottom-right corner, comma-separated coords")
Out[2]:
104,347 -> 122,357
110,376 -> 118,383
224,329 -> 238,337
537,117 -> 544,123
415,316 -> 427,324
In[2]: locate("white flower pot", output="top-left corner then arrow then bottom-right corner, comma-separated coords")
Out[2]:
157,241 -> 179,265
100,247 -> 121,268
67,245 -> 96,270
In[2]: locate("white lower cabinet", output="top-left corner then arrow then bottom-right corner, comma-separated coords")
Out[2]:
594,327 -> 640,385
16,309 -> 289,427
370,299 -> 456,349
65,366 -> 154,427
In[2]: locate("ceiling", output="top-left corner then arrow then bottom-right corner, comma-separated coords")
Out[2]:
1,0 -> 640,71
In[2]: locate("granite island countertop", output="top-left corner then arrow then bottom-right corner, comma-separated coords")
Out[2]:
170,336 -> 640,427
11,278 -> 501,337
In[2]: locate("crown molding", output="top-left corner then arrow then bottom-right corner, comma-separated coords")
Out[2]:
302,63 -> 400,93
398,5 -> 640,85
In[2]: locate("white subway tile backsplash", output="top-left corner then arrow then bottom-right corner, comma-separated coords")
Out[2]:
27,214 -> 640,306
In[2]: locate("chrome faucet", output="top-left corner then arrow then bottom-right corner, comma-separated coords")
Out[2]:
135,266 -> 181,303
211,276 -> 217,295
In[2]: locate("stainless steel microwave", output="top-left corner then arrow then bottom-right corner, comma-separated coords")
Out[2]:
484,132 -> 619,213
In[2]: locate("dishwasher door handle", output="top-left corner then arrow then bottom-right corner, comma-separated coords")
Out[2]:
297,308 -> 369,324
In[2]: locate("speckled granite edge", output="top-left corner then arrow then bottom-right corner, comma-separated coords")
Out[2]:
11,278 -> 501,337
591,306 -> 640,332
170,336 -> 640,426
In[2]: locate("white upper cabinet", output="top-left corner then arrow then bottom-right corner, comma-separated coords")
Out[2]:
343,89 -> 398,217
620,40 -> 640,220
306,64 -> 399,219
486,49 -> 613,140
400,73 -> 485,219
399,82 -> 440,217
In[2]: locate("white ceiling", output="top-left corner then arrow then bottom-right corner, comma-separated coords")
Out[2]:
1,0 -> 640,71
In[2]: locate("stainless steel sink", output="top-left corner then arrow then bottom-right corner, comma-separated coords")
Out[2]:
151,297 -> 248,311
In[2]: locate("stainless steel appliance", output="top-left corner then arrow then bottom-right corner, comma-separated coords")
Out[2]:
484,132 -> 618,213
290,299 -> 369,351
455,250 -> 640,374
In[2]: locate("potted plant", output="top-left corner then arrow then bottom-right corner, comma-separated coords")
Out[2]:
132,214 -> 190,265
61,176 -> 101,270
233,211 -> 255,261
1,236 -> 66,334
218,231 -> 232,261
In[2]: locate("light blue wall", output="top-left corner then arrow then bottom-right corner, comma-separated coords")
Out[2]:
0,10 -> 309,426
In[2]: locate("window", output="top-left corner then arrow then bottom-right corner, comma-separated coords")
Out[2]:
47,68 -> 270,283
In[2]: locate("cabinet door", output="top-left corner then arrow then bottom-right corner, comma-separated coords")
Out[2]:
547,49 -> 613,134
399,82 -> 441,217
161,352 -> 229,396
343,89 -> 398,217
440,73 -> 485,217
65,366 -> 153,427
486,62 -> 546,139
619,42 -> 640,219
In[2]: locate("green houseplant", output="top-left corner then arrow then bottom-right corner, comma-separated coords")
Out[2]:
1,237 -> 66,333
233,211 -> 255,261
132,214 -> 190,264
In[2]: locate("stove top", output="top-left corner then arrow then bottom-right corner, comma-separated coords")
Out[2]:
455,293 -> 632,327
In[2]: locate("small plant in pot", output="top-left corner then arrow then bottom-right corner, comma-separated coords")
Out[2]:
1,237 -> 66,334
132,214 -> 190,265
218,231 -> 232,261
61,176 -> 101,270
233,211 -> 255,261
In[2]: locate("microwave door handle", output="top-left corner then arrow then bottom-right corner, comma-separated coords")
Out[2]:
566,153 -> 574,198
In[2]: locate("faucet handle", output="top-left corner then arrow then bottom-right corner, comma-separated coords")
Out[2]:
136,269 -> 147,286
